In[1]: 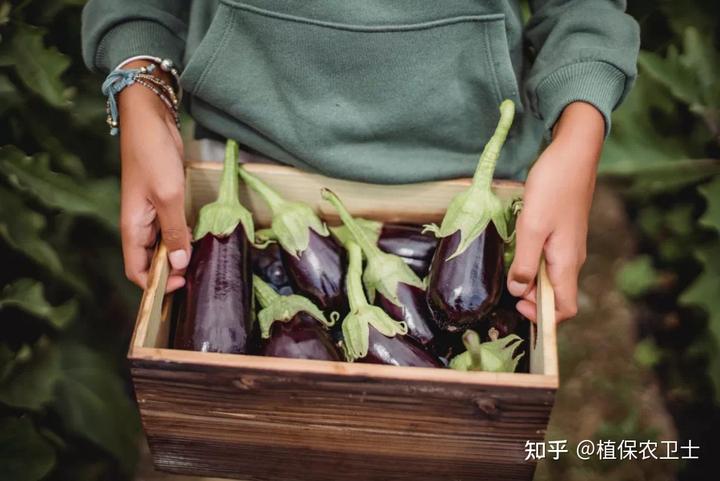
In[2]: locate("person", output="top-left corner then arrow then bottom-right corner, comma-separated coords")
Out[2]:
82,1 -> 639,322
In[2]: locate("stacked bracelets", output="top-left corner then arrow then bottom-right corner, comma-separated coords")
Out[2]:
101,59 -> 180,135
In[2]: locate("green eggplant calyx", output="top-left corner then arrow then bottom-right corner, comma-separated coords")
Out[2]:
253,275 -> 332,339
429,100 -> 516,259
254,228 -> 277,247
341,242 -> 408,362
449,328 -> 525,372
322,189 -> 424,305
194,140 -> 255,241
239,166 -> 328,257
330,218 -> 382,249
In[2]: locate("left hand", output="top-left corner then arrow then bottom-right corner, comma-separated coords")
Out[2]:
506,101 -> 605,322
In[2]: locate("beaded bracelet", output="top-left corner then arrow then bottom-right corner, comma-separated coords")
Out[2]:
133,78 -> 180,130
101,63 -> 179,135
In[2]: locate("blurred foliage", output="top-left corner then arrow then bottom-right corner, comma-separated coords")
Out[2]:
603,0 -> 720,478
0,1 -> 140,481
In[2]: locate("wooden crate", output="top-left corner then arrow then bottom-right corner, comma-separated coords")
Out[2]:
129,161 -> 558,481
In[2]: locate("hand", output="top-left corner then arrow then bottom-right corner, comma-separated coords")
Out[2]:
118,61 -> 190,293
507,102 -> 605,322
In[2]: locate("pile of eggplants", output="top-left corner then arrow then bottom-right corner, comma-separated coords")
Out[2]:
172,100 -> 531,372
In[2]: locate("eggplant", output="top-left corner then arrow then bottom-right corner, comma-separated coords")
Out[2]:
253,275 -> 340,361
332,221 -> 437,277
424,100 -> 516,332
238,168 -> 346,313
449,329 -> 524,373
173,141 -> 255,353
322,190 -> 438,347
251,243 -> 293,292
377,223 -> 438,266
426,226 -> 504,331
339,241 -> 441,367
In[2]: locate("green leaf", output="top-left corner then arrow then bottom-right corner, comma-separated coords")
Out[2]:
598,73 -> 716,193
0,186 -> 62,273
0,146 -> 119,230
698,175 -> 720,233
616,255 -> 663,299
0,279 -> 77,330
0,417 -> 56,481
0,24 -> 70,107
0,340 -> 61,411
680,243 -> 720,402
0,73 -> 20,115
52,342 -> 140,472
639,27 -> 720,113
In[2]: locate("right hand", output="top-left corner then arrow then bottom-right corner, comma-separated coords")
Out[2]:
118,62 -> 190,293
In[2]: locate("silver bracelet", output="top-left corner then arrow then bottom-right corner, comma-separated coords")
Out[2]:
114,55 -> 182,102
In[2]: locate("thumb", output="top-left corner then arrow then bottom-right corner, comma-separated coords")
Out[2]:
154,188 -> 191,271
507,216 -> 548,297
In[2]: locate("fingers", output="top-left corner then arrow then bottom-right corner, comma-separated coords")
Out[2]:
507,211 -> 549,297
121,202 -> 158,289
516,299 -> 537,322
152,184 -> 192,272
545,258 -> 579,322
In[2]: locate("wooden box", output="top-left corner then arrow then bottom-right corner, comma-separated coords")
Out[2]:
129,162 -> 558,481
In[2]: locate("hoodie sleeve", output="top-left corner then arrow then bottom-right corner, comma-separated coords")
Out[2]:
524,0 -> 640,136
82,0 -> 190,72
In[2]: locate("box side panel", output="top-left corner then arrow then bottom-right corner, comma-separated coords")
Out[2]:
133,359 -> 555,481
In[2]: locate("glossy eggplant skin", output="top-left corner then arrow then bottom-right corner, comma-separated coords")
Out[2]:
375,283 -> 438,347
251,243 -> 293,293
283,230 -> 346,313
426,224 -> 504,331
173,225 -> 252,353
377,224 -> 437,267
260,312 -> 341,361
361,325 -> 442,367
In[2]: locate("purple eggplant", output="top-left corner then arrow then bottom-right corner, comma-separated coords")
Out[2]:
424,100 -> 516,332
332,221 -> 437,277
449,329 -> 524,373
238,168 -> 346,313
251,243 -> 293,292
173,141 -> 255,353
377,223 -> 438,266
339,241 -> 441,367
322,190 -> 438,347
426,226 -> 504,331
253,275 -> 340,361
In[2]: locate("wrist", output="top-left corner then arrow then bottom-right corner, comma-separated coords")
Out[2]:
552,102 -> 605,147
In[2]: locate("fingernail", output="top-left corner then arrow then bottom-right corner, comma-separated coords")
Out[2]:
508,281 -> 527,296
169,249 -> 189,270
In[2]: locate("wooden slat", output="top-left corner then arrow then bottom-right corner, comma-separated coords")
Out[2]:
129,243 -> 170,351
132,355 -> 554,481
184,161 -> 524,227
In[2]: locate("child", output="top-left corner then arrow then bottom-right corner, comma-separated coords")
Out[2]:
82,1 -> 640,322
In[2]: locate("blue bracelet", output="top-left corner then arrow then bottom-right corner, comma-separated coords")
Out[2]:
101,63 -> 158,135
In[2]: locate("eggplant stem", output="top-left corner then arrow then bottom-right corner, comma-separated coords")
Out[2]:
471,100 -> 515,192
252,275 -> 279,308
217,141 -> 240,205
463,330 -> 484,370
238,166 -> 286,215
321,189 -> 382,261
193,140 -> 255,240
345,241 -> 369,312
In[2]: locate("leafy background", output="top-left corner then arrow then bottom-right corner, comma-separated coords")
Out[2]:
0,1 -> 718,481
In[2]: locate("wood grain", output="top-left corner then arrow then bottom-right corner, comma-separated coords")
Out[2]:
185,161 -> 524,228
129,161 -> 558,481
132,355 -> 554,481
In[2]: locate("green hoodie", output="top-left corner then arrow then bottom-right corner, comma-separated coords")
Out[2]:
82,0 -> 639,184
